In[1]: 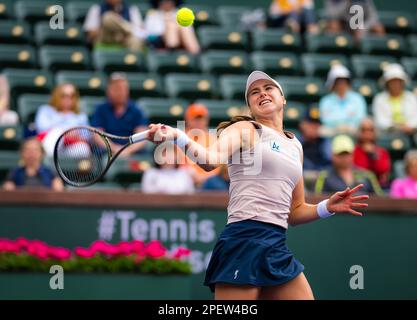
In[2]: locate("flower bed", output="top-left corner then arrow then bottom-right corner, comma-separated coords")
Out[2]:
0,238 -> 192,274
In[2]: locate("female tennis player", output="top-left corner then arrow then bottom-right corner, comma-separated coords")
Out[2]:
146,70 -> 369,300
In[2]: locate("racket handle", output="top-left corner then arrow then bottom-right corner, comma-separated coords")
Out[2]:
131,130 -> 149,143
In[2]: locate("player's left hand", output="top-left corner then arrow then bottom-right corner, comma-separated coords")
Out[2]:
327,184 -> 369,216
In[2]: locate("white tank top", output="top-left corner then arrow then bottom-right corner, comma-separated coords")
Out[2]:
227,122 -> 303,229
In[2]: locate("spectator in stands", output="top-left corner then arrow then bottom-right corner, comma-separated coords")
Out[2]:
182,103 -> 219,186
2,137 -> 64,191
390,150 -> 417,199
267,0 -> 319,34
299,105 -> 332,170
145,0 -> 200,54
353,118 -> 391,188
91,72 -> 148,156
372,63 -> 417,136
201,164 -> 230,191
35,83 -> 89,157
315,134 -> 383,195
324,0 -> 385,42
83,0 -> 146,51
319,64 -> 367,137
0,74 -> 18,125
142,144 -> 195,194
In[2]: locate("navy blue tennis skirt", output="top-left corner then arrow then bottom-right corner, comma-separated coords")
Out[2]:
204,219 -> 304,292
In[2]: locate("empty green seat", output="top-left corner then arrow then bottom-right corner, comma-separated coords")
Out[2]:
124,73 -> 164,99
189,4 -> 218,27
351,55 -> 397,78
4,69 -> 53,109
17,93 -> 49,127
138,97 -> 189,126
35,21 -> 85,45
352,79 -> 379,105
218,75 -> 246,101
0,0 -> 15,19
39,46 -> 91,72
252,29 -> 301,52
408,35 -> 417,56
199,50 -> 249,75
409,81 -> 417,96
283,101 -> 306,127
0,45 -> 37,70
164,73 -> 217,100
55,71 -> 107,96
301,53 -> 349,77
65,1 -> 93,22
93,50 -> 144,74
198,26 -> 248,50
378,11 -> 414,34
0,125 -> 23,150
359,34 -> 406,57
217,5 -> 252,28
251,51 -> 300,76
393,160 -> 405,179
0,20 -> 31,44
105,157 -> 148,187
146,51 -> 197,74
305,33 -> 354,54
377,133 -> 411,161
278,76 -> 325,103
400,57 -> 417,80
194,99 -> 246,125
0,151 -> 20,183
15,0 -> 65,24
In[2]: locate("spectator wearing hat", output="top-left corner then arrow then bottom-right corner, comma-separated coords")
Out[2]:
84,0 -> 146,51
319,64 -> 367,137
145,0 -> 200,54
315,134 -> 383,195
180,103 -> 219,186
91,73 -> 148,156
372,63 -> 417,136
390,150 -> 417,199
298,105 -> 332,171
353,118 -> 391,189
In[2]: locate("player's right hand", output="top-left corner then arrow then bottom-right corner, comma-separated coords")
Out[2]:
147,123 -> 178,144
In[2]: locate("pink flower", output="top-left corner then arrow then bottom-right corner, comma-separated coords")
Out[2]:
145,240 -> 167,258
0,239 -> 20,253
16,237 -> 30,251
48,247 -> 72,260
74,247 -> 95,258
116,242 -> 133,256
27,240 -> 49,258
131,240 -> 145,256
90,240 -> 119,256
172,247 -> 191,259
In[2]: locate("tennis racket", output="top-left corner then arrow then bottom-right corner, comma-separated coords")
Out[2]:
53,126 -> 149,187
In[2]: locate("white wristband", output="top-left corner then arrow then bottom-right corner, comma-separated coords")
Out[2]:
173,129 -> 190,148
317,199 -> 335,219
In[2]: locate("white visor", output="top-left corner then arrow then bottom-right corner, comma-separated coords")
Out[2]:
245,71 -> 284,106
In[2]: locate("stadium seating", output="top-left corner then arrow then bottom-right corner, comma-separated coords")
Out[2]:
106,154 -> 153,187
164,73 -> 217,100
359,34 -> 407,57
124,73 -> 164,99
301,53 -> 349,77
0,150 -> 20,183
93,50 -> 144,74
283,101 -> 306,128
39,46 -> 91,72
351,55 -> 397,78
138,97 -> 189,125
35,21 -> 85,46
251,51 -> 300,76
55,70 -> 107,96
0,20 -> 31,44
408,35 -> 417,56
378,11 -> 415,35
0,0 -> 14,19
65,1 -> 93,23
352,78 -> 379,106
305,33 -> 355,54
0,45 -> 37,70
194,99 -> 246,126
15,0 -> 66,24
146,51 -> 198,74
199,50 -> 249,75
216,5 -> 253,28
218,75 -> 246,101
377,132 -> 411,161
251,29 -> 302,52
393,160 -> 405,179
17,93 -> 49,128
277,76 -> 325,103
400,57 -> 417,80
197,26 -> 248,50
188,4 -> 218,28
4,69 -> 53,109
0,125 -> 23,150
79,96 -> 103,119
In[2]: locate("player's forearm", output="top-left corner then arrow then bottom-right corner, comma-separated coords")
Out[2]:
288,203 -> 320,226
182,139 -> 224,172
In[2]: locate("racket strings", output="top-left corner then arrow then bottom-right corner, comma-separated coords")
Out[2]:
55,128 -> 109,186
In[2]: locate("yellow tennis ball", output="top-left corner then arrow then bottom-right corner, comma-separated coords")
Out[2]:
176,7 -> 195,27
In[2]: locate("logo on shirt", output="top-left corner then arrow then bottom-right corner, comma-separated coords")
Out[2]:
270,140 -> 280,152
